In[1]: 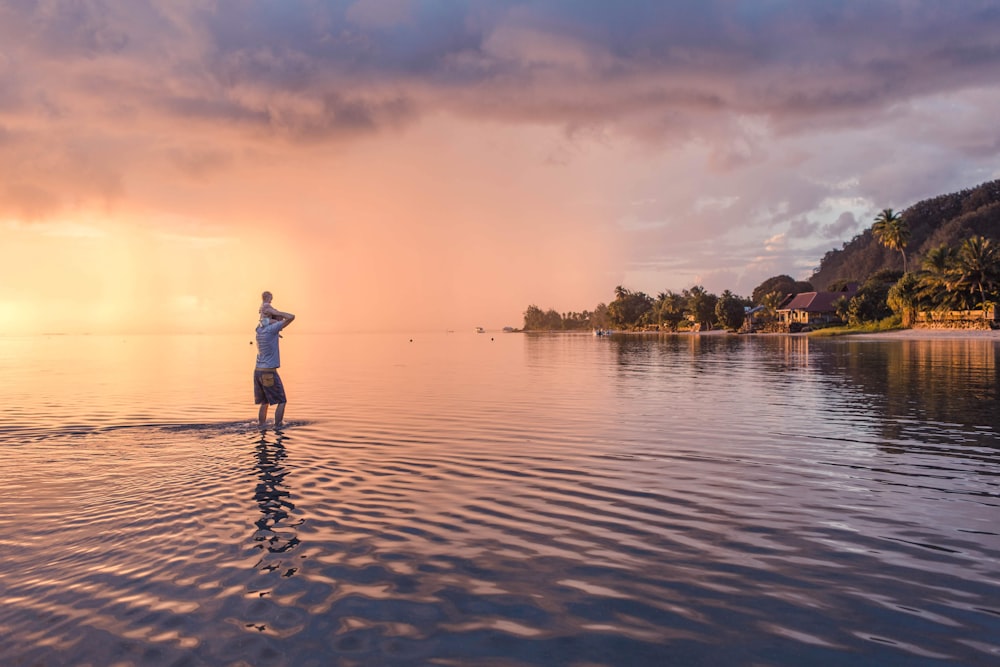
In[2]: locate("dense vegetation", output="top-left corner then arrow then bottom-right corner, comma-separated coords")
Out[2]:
523,179 -> 1000,332
523,287 -> 752,332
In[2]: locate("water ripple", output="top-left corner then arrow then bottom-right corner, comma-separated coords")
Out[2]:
1,333 -> 999,665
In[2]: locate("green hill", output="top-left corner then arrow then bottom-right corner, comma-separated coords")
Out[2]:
809,179 -> 1000,289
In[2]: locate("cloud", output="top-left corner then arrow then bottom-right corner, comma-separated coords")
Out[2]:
346,0 -> 414,30
4,1 -> 1000,330
824,211 -> 859,239
7,2 -> 1000,149
787,218 -> 820,240
28,7 -> 1000,122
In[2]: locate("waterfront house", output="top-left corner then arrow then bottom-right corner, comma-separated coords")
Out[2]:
776,284 -> 858,330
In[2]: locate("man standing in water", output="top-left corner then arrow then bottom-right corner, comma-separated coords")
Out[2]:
254,305 -> 296,430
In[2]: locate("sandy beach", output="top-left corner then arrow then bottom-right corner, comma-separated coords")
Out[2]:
618,328 -> 1000,340
851,327 -> 1000,341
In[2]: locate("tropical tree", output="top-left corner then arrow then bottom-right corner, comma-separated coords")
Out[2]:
683,286 -> 718,331
872,208 -> 910,272
715,290 -> 749,331
917,244 -> 961,310
523,305 -> 546,330
590,303 -> 611,329
886,273 -> 922,328
833,295 -> 852,323
542,308 -> 563,330
561,311 -> 586,330
948,235 -> 1000,316
608,286 -> 653,329
650,290 -> 685,331
846,271 -> 899,326
758,290 -> 785,312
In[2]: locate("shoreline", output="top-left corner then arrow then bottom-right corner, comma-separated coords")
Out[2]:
588,327 -> 1000,341
843,327 -> 1000,341
530,327 -> 1000,341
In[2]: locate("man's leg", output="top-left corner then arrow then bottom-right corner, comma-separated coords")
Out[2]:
274,402 -> 286,428
258,402 -> 269,429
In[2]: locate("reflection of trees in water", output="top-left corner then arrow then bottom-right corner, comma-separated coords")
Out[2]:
608,333 -> 815,380
812,339 -> 1000,451
252,434 -> 302,577
606,333 -> 998,455
529,333 -> 997,458
608,332 -> 748,369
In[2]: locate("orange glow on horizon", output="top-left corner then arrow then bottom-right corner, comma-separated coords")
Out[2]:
3,116 -> 625,335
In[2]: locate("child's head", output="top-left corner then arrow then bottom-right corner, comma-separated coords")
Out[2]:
261,290 -> 273,304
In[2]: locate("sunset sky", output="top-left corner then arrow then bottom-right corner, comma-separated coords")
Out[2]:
3,1 -> 1000,334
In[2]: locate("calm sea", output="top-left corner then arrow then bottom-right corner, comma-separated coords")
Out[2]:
1,331 -> 998,666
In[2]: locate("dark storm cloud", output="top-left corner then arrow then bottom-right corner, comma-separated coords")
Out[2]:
218,0 -> 1000,146
4,1 -> 1000,139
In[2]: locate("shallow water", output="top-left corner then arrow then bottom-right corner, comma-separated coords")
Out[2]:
1,332 -> 998,665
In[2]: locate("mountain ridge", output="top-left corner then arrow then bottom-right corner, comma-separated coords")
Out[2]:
809,179 -> 1000,290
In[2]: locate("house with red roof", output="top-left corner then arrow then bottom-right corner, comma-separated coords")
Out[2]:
776,284 -> 858,330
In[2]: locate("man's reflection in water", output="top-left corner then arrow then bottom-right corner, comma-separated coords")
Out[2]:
252,433 -> 302,577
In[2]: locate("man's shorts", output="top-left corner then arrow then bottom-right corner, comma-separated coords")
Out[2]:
253,368 -> 287,405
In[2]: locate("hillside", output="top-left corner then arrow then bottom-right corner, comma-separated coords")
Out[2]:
809,179 -> 1000,289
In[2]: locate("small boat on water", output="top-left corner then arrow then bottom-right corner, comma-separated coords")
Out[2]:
475,327 -> 486,333
593,329 -> 614,337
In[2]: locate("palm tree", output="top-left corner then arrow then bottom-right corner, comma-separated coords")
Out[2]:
948,236 -> 1000,317
609,286 -> 652,329
872,208 -> 910,272
887,273 -> 922,327
918,244 -> 960,310
654,290 -> 686,331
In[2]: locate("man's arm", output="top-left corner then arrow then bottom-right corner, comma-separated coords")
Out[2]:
276,312 -> 295,330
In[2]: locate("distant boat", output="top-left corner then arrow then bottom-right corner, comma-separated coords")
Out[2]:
502,326 -> 515,333
593,329 -> 614,337
475,327 -> 486,333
